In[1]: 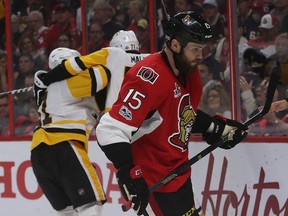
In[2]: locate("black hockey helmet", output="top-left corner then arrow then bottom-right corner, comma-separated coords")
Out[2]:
165,11 -> 212,47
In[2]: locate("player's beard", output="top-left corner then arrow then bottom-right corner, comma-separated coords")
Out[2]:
174,53 -> 199,75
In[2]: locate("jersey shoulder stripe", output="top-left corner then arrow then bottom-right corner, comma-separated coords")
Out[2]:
65,65 -> 110,98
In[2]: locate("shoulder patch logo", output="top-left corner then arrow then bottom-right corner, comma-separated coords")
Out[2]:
137,66 -> 159,84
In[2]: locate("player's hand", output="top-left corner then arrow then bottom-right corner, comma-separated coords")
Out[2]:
117,164 -> 149,215
34,70 -> 48,106
203,115 -> 248,149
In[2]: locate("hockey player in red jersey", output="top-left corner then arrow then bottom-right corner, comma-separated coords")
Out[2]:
96,11 -> 248,216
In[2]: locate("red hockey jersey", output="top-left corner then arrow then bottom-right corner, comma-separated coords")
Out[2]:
97,51 -> 203,192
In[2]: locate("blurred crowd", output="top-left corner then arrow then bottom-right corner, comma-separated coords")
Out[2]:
0,0 -> 288,137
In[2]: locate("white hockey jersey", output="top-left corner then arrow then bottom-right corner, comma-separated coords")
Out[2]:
31,65 -> 110,151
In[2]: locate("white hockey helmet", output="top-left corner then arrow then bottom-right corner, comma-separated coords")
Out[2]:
48,47 -> 80,69
109,30 -> 140,51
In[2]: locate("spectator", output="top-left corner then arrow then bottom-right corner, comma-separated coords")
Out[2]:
12,0 -> 47,36
135,18 -> 150,53
0,95 -> 29,136
243,47 -> 268,79
45,2 -> 80,54
25,10 -> 48,53
114,1 -> 130,28
250,0 -> 274,16
274,32 -> 288,98
174,0 -> 194,13
14,73 -> 35,117
270,0 -> 288,33
127,0 -> 147,32
241,78 -> 277,116
198,60 -> 214,88
57,33 -> 73,48
11,14 -> 24,53
76,0 -> 95,33
237,0 -> 262,40
92,0 -> 124,40
247,13 -> 279,58
199,80 -> 231,118
25,0 -> 47,23
239,75 -> 260,120
275,32 -> 288,66
243,78 -> 288,135
201,52 -> 226,82
0,52 -> 8,92
0,96 -> 9,136
14,115 -> 33,136
215,18 -> 249,73
174,0 -> 203,14
202,0 -> 226,43
17,35 -> 47,70
14,53 -> 36,89
86,22 -> 109,53
21,104 -> 39,135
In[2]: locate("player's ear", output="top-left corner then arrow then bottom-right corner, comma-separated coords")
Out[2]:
170,39 -> 181,53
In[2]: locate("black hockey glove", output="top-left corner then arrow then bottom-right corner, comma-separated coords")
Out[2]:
203,115 -> 248,149
116,163 -> 149,215
33,70 -> 48,107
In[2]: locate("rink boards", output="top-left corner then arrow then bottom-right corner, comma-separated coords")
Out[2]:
0,141 -> 288,216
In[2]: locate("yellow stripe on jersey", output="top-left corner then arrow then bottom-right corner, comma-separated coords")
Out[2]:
70,141 -> 106,201
66,70 -> 94,98
64,48 -> 109,75
81,48 -> 109,68
31,128 -> 89,150
65,65 -> 109,98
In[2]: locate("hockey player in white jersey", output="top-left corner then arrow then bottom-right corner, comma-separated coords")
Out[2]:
34,30 -> 150,113
31,31 -> 149,215
31,47 -> 110,216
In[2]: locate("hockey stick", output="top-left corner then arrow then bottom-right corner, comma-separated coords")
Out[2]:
122,65 -> 280,213
161,0 -> 170,20
0,86 -> 33,96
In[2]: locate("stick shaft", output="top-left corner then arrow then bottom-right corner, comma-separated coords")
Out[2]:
0,86 -> 33,96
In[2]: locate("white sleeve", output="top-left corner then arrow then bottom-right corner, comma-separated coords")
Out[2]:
96,112 -> 137,146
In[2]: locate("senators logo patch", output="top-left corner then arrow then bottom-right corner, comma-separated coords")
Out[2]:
168,94 -> 196,151
137,66 -> 159,84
